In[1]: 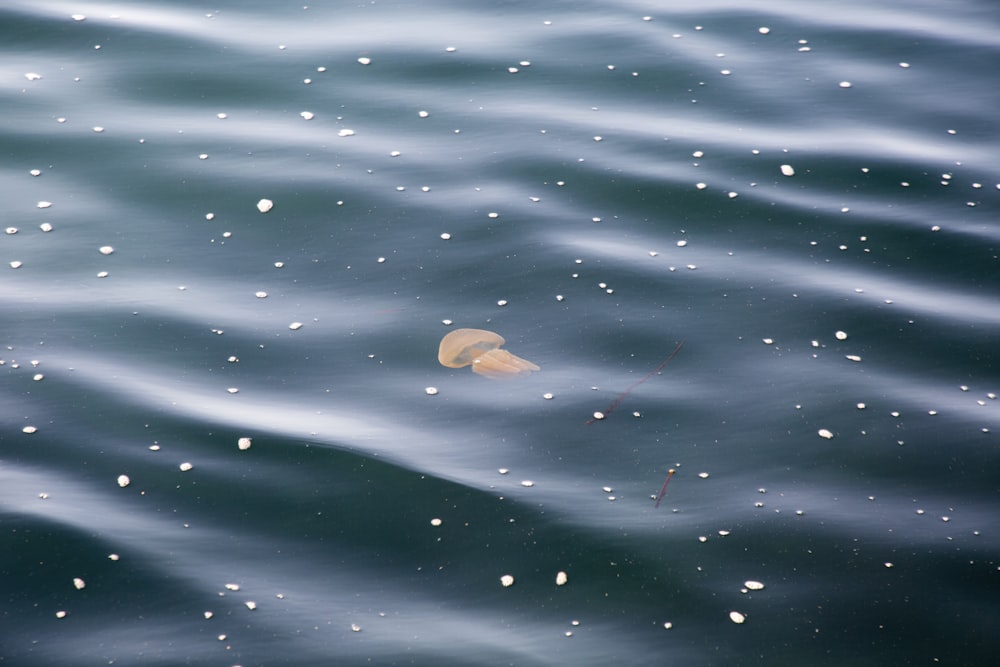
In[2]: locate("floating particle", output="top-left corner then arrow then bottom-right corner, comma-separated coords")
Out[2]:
22,426 -> 37,434
835,330 -> 848,340
30,169 -> 42,176
676,239 -> 688,247
256,199 -> 273,213
857,403 -> 866,409
337,129 -> 356,138
884,562 -> 894,568
424,387 -> 438,396
663,621 -> 673,629
430,518 -> 442,527
179,462 -> 193,472
500,574 -> 515,587
762,338 -> 774,345
498,468 -> 509,475
255,291 -> 267,298
216,113 -> 227,119
556,571 -> 568,586
845,355 -> 862,362
56,611 -> 67,619
758,26 -> 770,34
6,227 -> 17,235
224,583 -> 240,591
497,299 -> 508,307
520,480 -> 534,487
507,67 -> 519,73
442,319 -> 453,326
418,110 -> 429,118
718,530 -> 731,536
351,623 -> 362,632
300,111 -> 314,120
696,182 -> 707,189
198,153 -> 208,160
288,322 -> 303,330
245,601 -> 257,610
357,57 -> 371,65
389,150 -> 401,157
33,374 -> 43,381
602,486 -> 613,493
744,580 -> 765,590
556,294 -> 564,301
543,393 -> 554,400
728,191 -> 739,198
227,356 -> 238,363
780,164 -> 795,176
108,554 -> 119,561
9,261 -> 22,269
592,411 -> 605,421
25,72 -> 42,81
729,611 -> 747,624
73,578 -> 86,590
237,437 -> 252,451
818,429 -> 834,439
117,474 -> 131,488
839,81 -> 852,88
698,472 -> 710,479
97,271 -> 109,278
204,611 -> 214,619
226,387 -> 239,394
71,14 -> 86,21
37,201 -> 52,208
148,444 -> 160,451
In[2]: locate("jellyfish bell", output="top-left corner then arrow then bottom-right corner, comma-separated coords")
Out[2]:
438,328 -> 539,379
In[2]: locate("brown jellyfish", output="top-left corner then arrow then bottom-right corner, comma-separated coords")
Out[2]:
438,328 -> 540,379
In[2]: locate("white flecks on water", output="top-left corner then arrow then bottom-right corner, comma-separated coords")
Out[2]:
835,330 -> 848,340
338,129 -> 355,137
520,480 -> 534,487
226,387 -> 239,394
357,57 -> 371,65
556,571 -> 568,586
300,111 -> 314,120
40,223 -> 53,232
818,429 -> 834,439
762,338 -> 774,345
498,468 -> 509,475
237,437 -> 252,451
730,611 -> 747,624
9,261 -> 22,269
744,580 -> 765,591
698,472 -> 710,479
676,239 -> 688,247
99,246 -> 114,255
592,411 -> 605,421
117,474 -> 130,488
245,601 -> 257,611
22,426 -> 38,434
179,462 -> 194,472
288,322 -> 303,330
845,355 -> 862,362
430,518 -> 442,527
256,199 -> 273,213
424,387 -> 438,396
255,291 -> 267,298
224,583 -> 240,591
839,81 -> 852,88
73,578 -> 86,590
500,574 -> 515,587
440,233 -> 451,240
780,164 -> 795,176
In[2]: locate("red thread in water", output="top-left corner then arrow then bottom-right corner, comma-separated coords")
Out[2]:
585,340 -> 684,425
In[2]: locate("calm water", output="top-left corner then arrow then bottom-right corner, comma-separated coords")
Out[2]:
2,1 -> 999,665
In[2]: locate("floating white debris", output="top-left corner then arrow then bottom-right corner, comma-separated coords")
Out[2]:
498,468 -> 509,475
744,580 -> 765,590
30,169 -> 42,176
884,562 -> 894,568
758,26 -> 770,34
543,393 -> 554,400
255,291 -> 267,298
357,57 -> 371,65
226,387 -> 239,394
592,411 -> 605,420
351,623 -> 362,632
602,486 -> 613,493
39,222 -> 51,232
73,578 -> 86,590
56,611 -> 67,619
117,474 -> 131,488
839,81 -> 852,88
237,437 -> 252,451
9,261 -> 22,269
288,322 -> 303,330
696,182 -> 707,189
762,338 -> 774,345
424,387 -> 438,396
430,518 -> 442,527
676,239 -> 688,247
857,403 -> 866,409
845,355 -> 862,362
109,553 -> 119,561
497,299 -> 508,307
556,571 -> 568,586
780,164 -> 795,176
25,72 -> 42,81
22,426 -> 37,434
245,601 -> 257,611
256,199 -> 273,213
818,429 -> 834,439
440,233 -> 451,240
204,611 -> 214,619
225,583 -> 240,591
500,574 -> 515,587
835,330 -> 848,340
418,110 -> 429,118
93,126 -> 105,133
729,611 -> 746,624
33,374 -> 43,381
300,111 -> 314,120
698,472 -> 710,479
38,201 -> 53,209
179,462 -> 193,472
663,621 -> 673,629
338,129 -> 355,137
520,480 -> 534,487
71,14 -> 87,21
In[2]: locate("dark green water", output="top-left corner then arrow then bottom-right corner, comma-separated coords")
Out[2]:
2,1 -> 999,665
